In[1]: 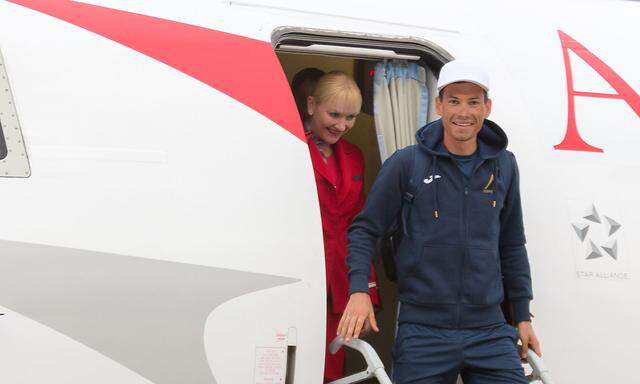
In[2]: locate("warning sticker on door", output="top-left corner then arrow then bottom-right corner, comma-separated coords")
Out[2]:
254,347 -> 287,384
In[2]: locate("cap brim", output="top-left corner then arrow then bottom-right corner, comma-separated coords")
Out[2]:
437,80 -> 489,92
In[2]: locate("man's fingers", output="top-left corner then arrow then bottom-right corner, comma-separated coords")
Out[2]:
520,336 -> 530,359
338,313 -> 353,339
336,294 -> 375,341
369,311 -> 379,332
337,313 -> 348,338
532,338 -> 542,357
340,315 -> 352,340
336,314 -> 345,337
353,317 -> 365,339
345,316 -> 358,341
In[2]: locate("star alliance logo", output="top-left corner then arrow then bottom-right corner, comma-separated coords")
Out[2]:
571,204 -> 621,261
570,202 -> 629,282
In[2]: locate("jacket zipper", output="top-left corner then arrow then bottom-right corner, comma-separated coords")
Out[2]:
458,185 -> 468,327
459,158 -> 487,327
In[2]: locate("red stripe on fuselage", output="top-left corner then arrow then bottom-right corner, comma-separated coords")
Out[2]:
8,0 -> 305,141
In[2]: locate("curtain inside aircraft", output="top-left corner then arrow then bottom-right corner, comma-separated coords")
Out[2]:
373,61 -> 429,161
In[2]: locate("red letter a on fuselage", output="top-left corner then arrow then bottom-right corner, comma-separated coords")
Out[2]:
556,30 -> 640,152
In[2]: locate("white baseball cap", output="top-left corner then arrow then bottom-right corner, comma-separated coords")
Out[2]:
436,60 -> 490,93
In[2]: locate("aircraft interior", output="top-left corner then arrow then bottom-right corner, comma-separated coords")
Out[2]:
275,30 -> 446,379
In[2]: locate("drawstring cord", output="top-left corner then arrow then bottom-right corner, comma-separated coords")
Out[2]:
402,153 -> 442,237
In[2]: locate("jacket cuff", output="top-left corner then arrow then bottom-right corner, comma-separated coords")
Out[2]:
349,273 -> 370,296
512,299 -> 531,324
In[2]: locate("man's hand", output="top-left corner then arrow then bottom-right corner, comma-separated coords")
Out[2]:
517,321 -> 541,361
336,292 -> 379,341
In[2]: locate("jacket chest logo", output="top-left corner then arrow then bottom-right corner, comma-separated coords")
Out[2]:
423,174 -> 442,184
483,173 -> 495,193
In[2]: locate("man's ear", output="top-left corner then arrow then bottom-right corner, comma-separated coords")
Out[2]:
307,96 -> 316,116
435,96 -> 443,116
484,98 -> 492,118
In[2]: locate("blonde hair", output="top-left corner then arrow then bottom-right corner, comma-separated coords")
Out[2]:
311,71 -> 362,113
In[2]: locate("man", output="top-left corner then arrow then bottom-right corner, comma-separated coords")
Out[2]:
338,60 -> 541,383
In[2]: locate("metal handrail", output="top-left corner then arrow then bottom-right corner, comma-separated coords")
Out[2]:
326,337 -> 392,384
526,349 -> 554,384
326,336 -> 553,384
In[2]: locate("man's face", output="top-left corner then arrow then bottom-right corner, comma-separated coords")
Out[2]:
307,96 -> 359,145
435,82 -> 492,144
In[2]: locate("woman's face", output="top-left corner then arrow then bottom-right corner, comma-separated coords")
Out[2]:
307,96 -> 360,145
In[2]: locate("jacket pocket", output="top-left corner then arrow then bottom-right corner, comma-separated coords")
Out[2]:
468,190 -> 503,242
462,247 -> 503,305
400,244 -> 463,305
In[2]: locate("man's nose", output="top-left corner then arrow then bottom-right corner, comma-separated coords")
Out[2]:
457,105 -> 472,118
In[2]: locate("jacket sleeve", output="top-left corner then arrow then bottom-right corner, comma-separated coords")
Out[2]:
347,148 -> 409,295
352,150 -> 380,304
499,153 -> 533,324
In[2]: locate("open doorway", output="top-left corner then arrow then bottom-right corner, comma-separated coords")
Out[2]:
273,28 -> 452,380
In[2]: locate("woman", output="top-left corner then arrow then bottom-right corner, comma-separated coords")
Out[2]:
298,70 -> 381,382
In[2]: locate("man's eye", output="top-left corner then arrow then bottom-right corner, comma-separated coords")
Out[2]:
346,115 -> 356,121
449,100 -> 459,105
329,113 -> 340,118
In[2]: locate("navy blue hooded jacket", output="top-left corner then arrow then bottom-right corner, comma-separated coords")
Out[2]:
347,119 -> 533,328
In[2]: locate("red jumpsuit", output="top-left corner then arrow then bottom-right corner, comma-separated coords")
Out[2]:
307,137 -> 381,382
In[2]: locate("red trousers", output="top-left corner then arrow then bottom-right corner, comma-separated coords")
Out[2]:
323,303 -> 345,383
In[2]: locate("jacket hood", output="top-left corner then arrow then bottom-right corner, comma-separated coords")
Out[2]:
415,118 -> 508,159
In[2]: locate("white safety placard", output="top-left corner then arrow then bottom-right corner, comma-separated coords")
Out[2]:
254,346 -> 287,384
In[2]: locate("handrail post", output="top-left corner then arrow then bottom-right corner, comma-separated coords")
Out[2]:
326,337 -> 392,384
526,349 -> 555,384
